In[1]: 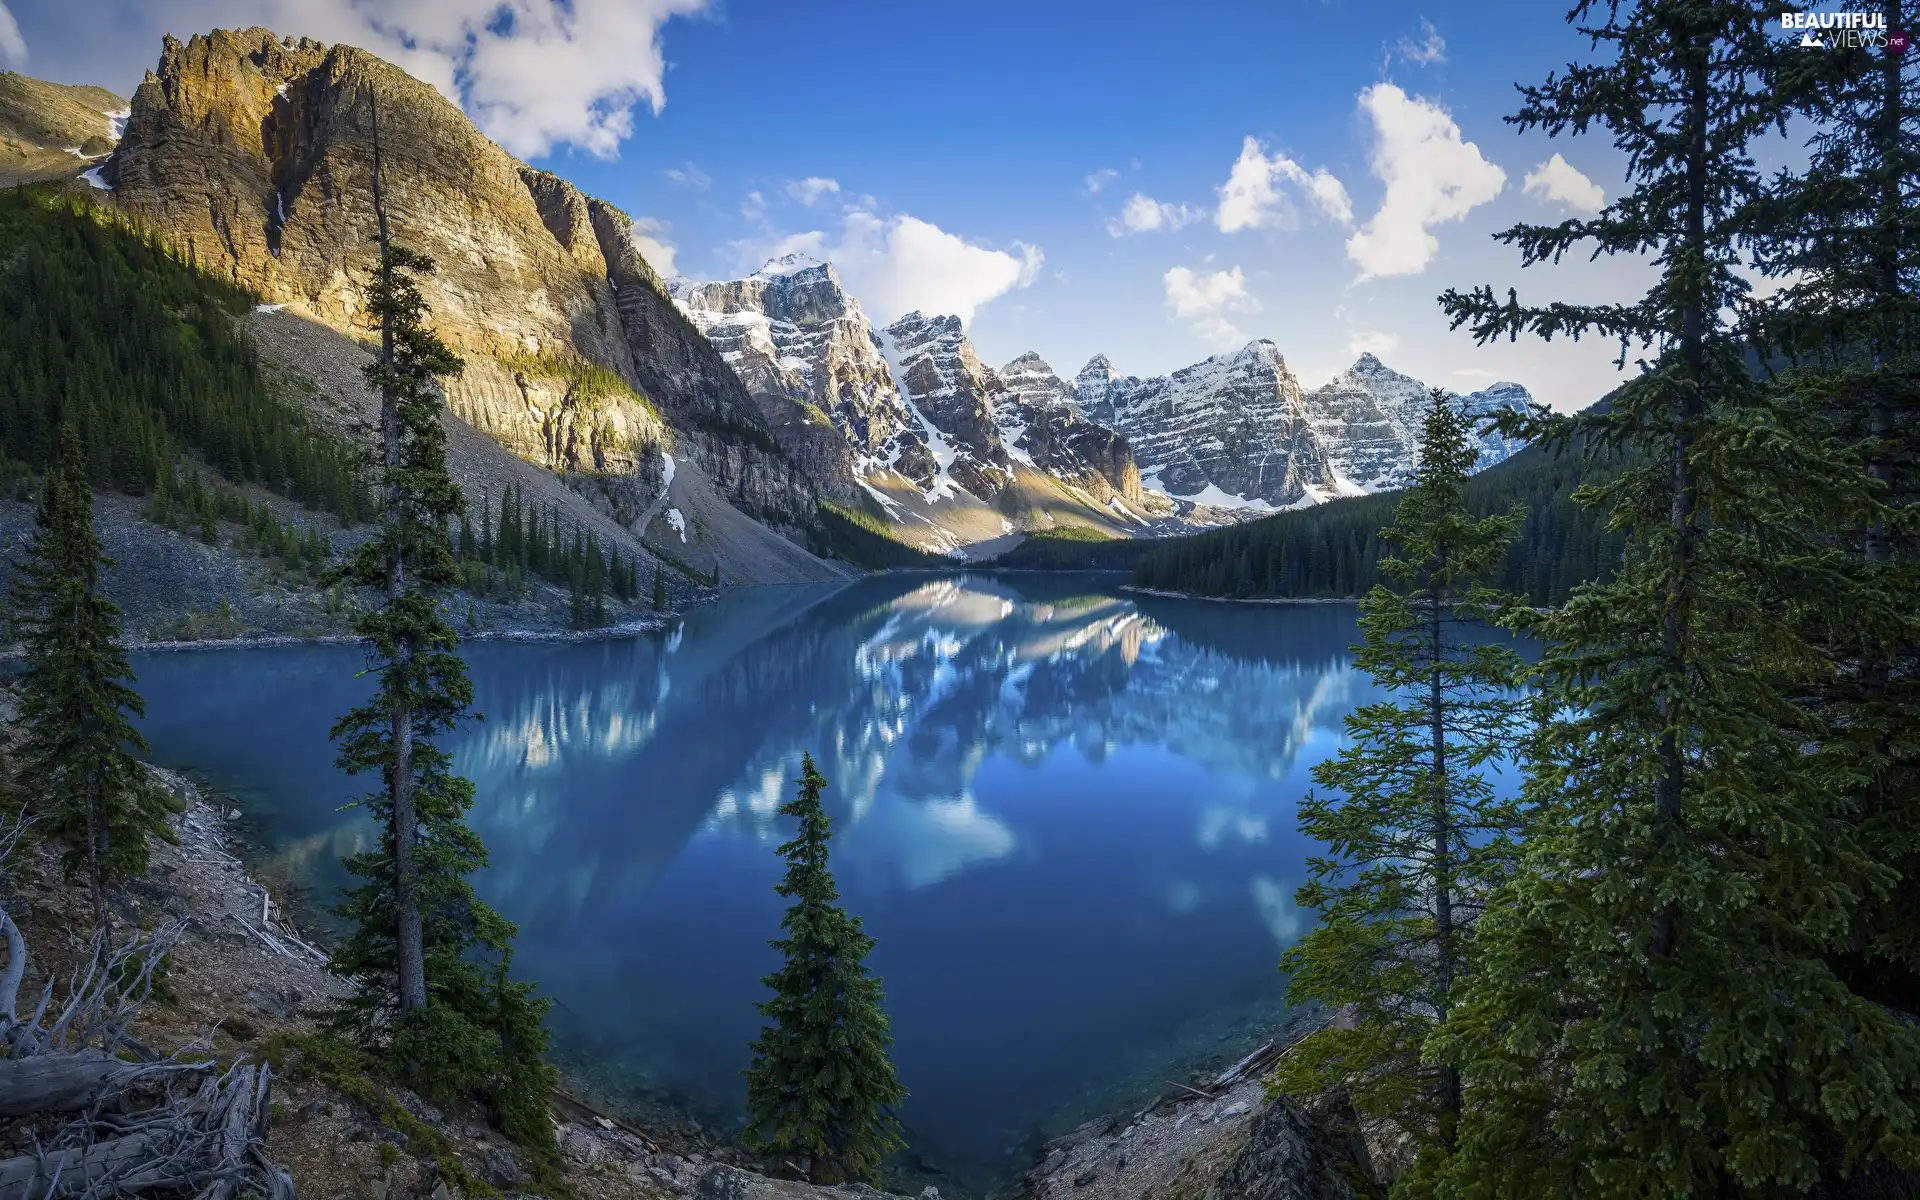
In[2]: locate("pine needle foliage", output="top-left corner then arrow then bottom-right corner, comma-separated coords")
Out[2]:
7,428 -> 173,922
1425,4 -> 1920,1194
321,96 -> 555,1161
1752,0 -> 1920,1018
1274,390 -> 1529,1177
744,752 -> 906,1186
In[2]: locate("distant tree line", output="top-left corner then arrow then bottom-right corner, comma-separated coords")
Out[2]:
1129,438 -> 1623,605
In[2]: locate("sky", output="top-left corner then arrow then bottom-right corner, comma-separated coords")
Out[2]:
0,0 -> 1812,412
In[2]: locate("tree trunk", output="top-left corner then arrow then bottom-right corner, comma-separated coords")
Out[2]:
0,1052 -> 193,1118
1651,49 -> 1710,962
369,89 -> 428,1018
1428,559 -> 1461,1145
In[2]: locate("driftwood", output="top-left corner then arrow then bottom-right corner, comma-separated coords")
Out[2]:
1211,1041 -> 1280,1091
0,815 -> 296,1197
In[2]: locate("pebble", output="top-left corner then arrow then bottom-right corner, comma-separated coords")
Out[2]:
229,809 -> 242,819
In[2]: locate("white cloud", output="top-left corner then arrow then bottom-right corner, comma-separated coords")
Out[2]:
1084,167 -> 1120,195
785,176 -> 840,206
663,162 -> 710,190
628,216 -> 678,278
1107,192 -> 1202,237
1164,265 -> 1260,349
1348,330 -> 1400,358
1346,83 -> 1507,281
1215,136 -> 1353,233
746,212 -> 1039,324
0,1 -> 26,68
1522,153 -> 1605,214
167,0 -> 708,160
1393,18 -> 1447,65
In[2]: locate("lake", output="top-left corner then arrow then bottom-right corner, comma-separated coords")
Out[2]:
129,574 -> 1386,1193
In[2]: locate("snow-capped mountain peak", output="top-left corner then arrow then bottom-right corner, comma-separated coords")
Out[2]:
753,251 -> 829,278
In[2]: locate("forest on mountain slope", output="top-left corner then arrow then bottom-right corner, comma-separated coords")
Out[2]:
988,431 -> 1623,605
0,186 -> 368,517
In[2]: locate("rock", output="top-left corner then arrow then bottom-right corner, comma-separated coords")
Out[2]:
561,1126 -> 603,1167
1072,1168 -> 1097,1188
247,985 -> 300,1020
1210,1094 -> 1378,1200
917,1189 -> 942,1200
228,808 -> 242,820
483,1147 -> 525,1188
430,1184 -> 450,1200
1223,1101 -> 1252,1117
1050,1114 -> 1117,1152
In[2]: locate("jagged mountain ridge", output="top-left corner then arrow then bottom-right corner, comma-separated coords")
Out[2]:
1082,347 -> 1536,508
673,257 -> 1537,533
673,259 -> 1152,549
61,27 -> 848,584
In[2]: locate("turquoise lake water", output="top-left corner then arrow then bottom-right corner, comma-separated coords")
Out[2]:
128,575 -> 1397,1192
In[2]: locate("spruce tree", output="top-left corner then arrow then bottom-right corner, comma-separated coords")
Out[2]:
1273,390 -> 1527,1177
1428,4 -> 1920,1193
1753,0 -> 1920,1016
321,93 -> 555,1157
745,752 -> 905,1185
8,428 -> 171,924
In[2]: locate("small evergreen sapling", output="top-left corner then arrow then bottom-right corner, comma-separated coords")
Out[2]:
744,752 -> 906,1185
8,428 -> 172,924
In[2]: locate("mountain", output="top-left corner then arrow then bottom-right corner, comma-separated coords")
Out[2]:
670,252 -> 1536,547
77,27 -> 844,585
673,260 -> 1154,551
1083,347 -> 1536,509
0,72 -> 127,186
15,26 -> 1540,572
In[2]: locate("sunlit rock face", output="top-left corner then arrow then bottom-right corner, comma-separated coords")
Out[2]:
100,27 -> 822,524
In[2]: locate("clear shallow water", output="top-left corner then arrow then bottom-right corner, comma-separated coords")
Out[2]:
129,575 -> 1391,1193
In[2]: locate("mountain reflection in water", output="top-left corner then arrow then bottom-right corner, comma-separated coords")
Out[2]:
130,575 -> 1383,1193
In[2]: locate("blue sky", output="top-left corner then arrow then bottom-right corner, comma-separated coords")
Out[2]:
2,0 -> 1740,411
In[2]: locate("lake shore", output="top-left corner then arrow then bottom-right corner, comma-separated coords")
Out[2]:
1122,586 -> 1361,605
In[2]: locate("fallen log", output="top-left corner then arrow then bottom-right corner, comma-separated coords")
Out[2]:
1211,1041 -> 1278,1090
0,1051 -> 204,1118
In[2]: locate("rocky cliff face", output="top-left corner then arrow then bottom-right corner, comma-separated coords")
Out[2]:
1082,346 -> 1535,509
1084,340 -> 1337,508
880,311 -> 1018,500
1306,353 -> 1529,490
997,352 -> 1142,506
672,262 -> 1143,515
95,27 -> 826,541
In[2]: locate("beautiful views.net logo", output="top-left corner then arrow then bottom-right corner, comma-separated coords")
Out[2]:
1780,10 -> 1909,51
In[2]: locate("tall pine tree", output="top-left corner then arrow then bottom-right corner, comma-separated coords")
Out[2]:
8,428 -> 171,925
1753,0 -> 1920,1019
321,91 -> 556,1156
1428,4 -> 1920,1193
744,752 -> 905,1186
1273,390 -> 1528,1180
